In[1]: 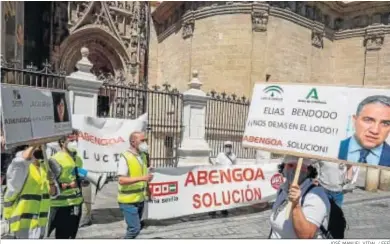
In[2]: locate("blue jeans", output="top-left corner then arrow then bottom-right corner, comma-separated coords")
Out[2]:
325,189 -> 344,208
119,202 -> 144,239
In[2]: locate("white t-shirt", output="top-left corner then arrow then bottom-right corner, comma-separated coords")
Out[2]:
215,152 -> 237,165
269,179 -> 330,239
117,151 -> 145,176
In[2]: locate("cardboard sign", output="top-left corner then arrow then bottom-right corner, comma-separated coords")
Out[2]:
243,83 -> 390,168
1,84 -> 72,147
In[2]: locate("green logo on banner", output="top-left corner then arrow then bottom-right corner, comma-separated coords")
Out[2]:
263,85 -> 284,97
306,88 -> 319,100
298,87 -> 326,104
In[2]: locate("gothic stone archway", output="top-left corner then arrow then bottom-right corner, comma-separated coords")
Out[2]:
58,25 -> 129,77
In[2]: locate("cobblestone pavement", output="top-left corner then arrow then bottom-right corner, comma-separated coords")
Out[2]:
76,168 -> 390,239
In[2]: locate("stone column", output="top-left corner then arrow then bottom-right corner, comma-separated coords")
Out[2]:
66,47 -> 103,227
177,70 -> 211,166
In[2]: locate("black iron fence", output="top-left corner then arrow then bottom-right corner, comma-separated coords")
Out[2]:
205,91 -> 257,159
0,57 -> 66,90
1,57 -> 260,164
98,80 -> 183,168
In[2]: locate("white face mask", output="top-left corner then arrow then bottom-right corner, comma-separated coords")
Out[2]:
67,141 -> 78,152
224,148 -> 232,154
138,142 -> 149,153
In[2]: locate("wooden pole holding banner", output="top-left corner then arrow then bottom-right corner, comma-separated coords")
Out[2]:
285,157 -> 303,219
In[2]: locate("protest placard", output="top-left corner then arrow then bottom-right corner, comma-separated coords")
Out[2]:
145,163 -> 281,220
71,114 -> 147,172
243,83 -> 390,168
1,84 -> 72,147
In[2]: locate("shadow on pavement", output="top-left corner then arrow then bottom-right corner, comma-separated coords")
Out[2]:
91,207 -> 123,224
143,202 -> 272,227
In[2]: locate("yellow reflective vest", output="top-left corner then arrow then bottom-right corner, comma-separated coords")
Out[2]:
3,161 -> 51,234
50,151 -> 83,207
117,151 -> 148,204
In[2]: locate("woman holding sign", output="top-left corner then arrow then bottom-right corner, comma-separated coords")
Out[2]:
269,156 -> 330,239
3,145 -> 57,239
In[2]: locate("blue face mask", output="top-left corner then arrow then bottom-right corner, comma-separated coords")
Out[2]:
284,168 -> 309,186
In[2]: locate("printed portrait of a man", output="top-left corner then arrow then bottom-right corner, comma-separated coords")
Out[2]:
338,95 -> 390,167
52,92 -> 69,123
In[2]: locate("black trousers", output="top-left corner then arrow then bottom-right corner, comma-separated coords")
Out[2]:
48,204 -> 82,239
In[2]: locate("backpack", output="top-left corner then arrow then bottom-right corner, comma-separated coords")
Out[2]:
270,184 -> 347,239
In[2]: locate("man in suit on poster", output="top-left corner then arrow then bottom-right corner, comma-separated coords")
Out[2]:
338,95 -> 390,167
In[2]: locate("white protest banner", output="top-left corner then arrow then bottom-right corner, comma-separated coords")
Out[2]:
145,163 -> 282,220
243,83 -> 390,168
1,84 -> 72,147
71,114 -> 147,172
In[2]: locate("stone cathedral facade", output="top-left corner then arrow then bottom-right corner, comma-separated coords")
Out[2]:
1,1 -> 150,85
149,1 -> 390,96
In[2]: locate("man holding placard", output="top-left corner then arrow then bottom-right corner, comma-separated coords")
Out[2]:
338,95 -> 390,166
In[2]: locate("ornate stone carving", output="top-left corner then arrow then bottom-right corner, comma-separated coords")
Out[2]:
312,30 -> 324,48
182,20 -> 194,39
252,11 -> 269,32
364,34 -> 384,51
55,1 -> 149,85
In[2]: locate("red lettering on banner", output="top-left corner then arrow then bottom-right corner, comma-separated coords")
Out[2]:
209,170 -> 218,184
192,188 -> 262,209
222,192 -> 230,205
243,168 -> 253,181
242,135 -> 283,147
203,193 -> 212,207
186,172 -> 196,186
78,131 -> 125,146
198,171 -> 208,185
213,192 -> 222,206
232,169 -> 240,182
220,170 -> 231,183
232,190 -> 240,203
193,194 -> 201,209
184,168 -> 265,187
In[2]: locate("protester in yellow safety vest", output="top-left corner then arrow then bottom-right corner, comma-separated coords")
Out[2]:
117,131 -> 153,239
3,145 -> 57,239
47,131 -> 88,239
